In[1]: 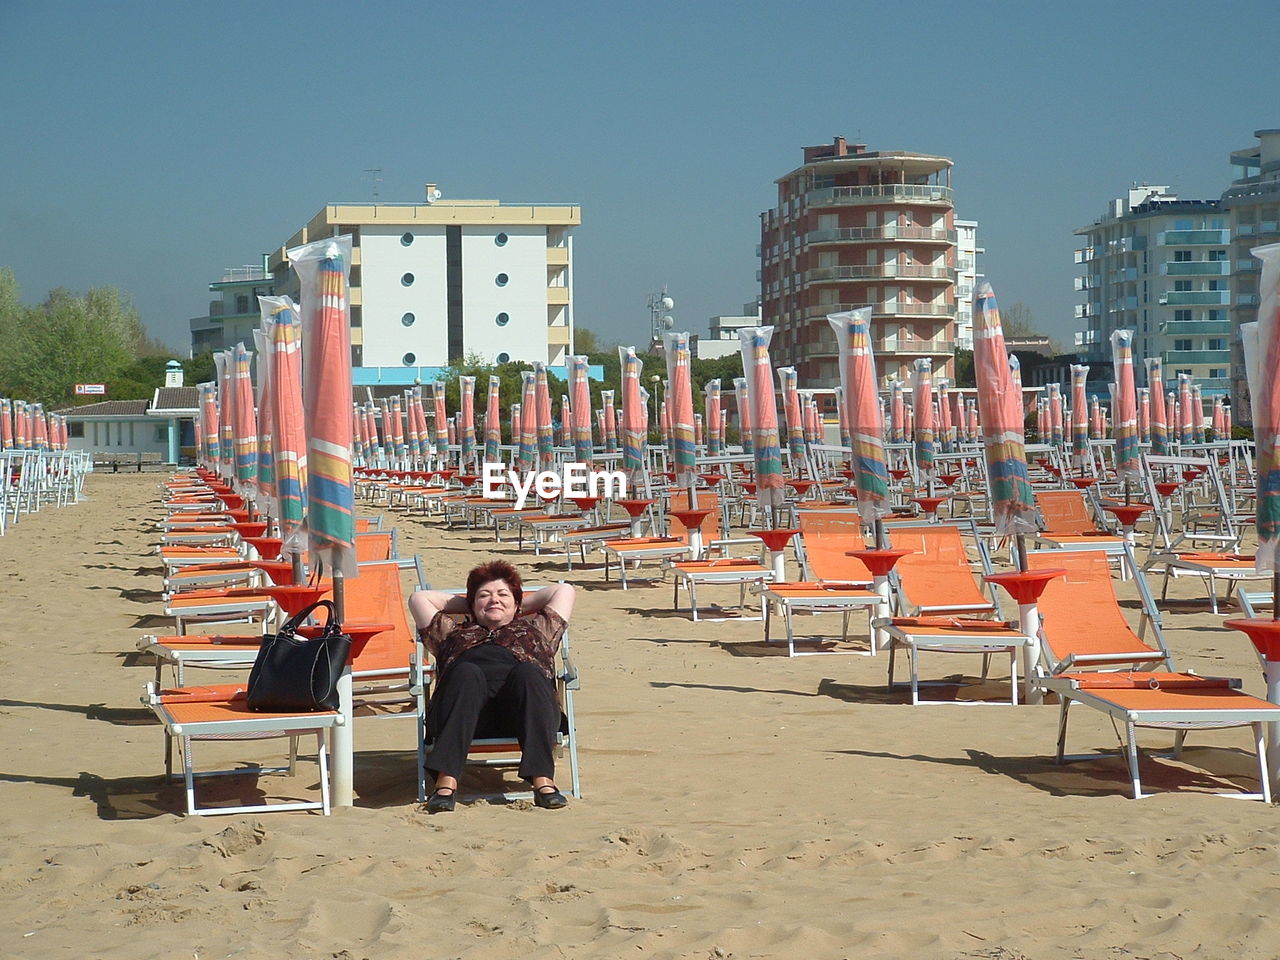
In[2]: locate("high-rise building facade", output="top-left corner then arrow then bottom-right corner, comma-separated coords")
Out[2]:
953,219 -> 981,350
1073,186 -> 1230,397
760,137 -> 956,387
1222,129 -> 1280,420
266,186 -> 580,387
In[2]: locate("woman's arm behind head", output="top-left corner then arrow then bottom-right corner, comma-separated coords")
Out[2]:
521,583 -> 575,622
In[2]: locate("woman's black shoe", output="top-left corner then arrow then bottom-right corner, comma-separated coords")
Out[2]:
426,786 -> 456,813
533,784 -> 568,809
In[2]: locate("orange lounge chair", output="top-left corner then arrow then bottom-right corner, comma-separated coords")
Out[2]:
1033,489 -> 1126,552
602,492 -> 725,589
1029,548 -> 1280,800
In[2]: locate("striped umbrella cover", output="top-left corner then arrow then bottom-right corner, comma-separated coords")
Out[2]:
269,300 -> 307,543
12,400 -> 27,449
352,404 -> 366,466
290,236 -> 355,576
432,383 -> 449,457
912,358 -> 935,475
447,416 -> 457,448
414,389 -> 432,466
1212,397 -> 1226,441
967,399 -> 979,442
937,380 -> 956,453
485,376 -> 503,462
198,384 -> 219,467
660,398 -> 672,458
1070,364 -> 1090,466
971,283 -> 1036,537
640,386 -> 651,440
1035,398 -> 1047,444
559,395 -> 570,448
458,376 -> 477,466
534,363 -> 554,468
214,351 -> 234,478
29,403 -> 46,451
1138,389 -> 1151,443
834,386 -> 852,450
569,357 -> 593,464
889,381 -> 905,445
1048,383 -> 1064,447
231,344 -> 258,492
663,333 -> 696,482
705,379 -> 722,456
733,377 -> 753,458
694,413 -> 704,450
510,404 -> 521,455
953,390 -> 967,444
401,390 -> 419,464
595,410 -> 605,447
1244,243 -> 1280,571
1192,383 -> 1205,443
777,366 -> 806,464
827,307 -> 889,523
251,327 -> 275,507
1090,397 -> 1104,440
803,393 -> 821,444
365,404 -> 383,466
1143,357 -> 1169,455
0,398 -> 11,449
619,347 -> 644,474
1110,329 -> 1141,480
1177,374 -> 1195,445
601,389 -> 618,453
518,371 -> 537,470
1008,353 -> 1025,432
738,327 -> 785,510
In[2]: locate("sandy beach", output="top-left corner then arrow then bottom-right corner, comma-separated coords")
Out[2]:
3,472 -> 1280,959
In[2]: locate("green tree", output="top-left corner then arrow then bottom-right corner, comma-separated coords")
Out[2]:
572,325 -> 600,355
952,349 -> 975,387
1001,302 -> 1039,338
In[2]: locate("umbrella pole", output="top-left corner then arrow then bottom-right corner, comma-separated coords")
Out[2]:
331,569 -> 354,808
1016,533 -> 1028,572
290,549 -> 305,586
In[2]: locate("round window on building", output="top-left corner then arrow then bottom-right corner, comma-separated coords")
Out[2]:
495,273 -> 509,287
403,352 -> 416,365
496,312 -> 510,326
401,273 -> 415,286
496,352 -> 510,364
400,232 -> 414,246
401,312 -> 416,327
495,232 -> 509,247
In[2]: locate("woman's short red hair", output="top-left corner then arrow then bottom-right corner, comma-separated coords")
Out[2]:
465,560 -> 523,616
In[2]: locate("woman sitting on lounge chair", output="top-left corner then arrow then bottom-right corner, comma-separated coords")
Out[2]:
408,560 -> 575,813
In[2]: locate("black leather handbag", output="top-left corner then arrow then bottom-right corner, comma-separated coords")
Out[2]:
247,599 -> 352,712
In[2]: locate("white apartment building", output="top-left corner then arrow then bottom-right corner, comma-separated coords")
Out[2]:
953,219 -> 981,350
188,264 -> 277,355
266,186 -> 580,389
698,300 -> 760,359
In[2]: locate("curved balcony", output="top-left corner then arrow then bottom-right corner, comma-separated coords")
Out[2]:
805,225 -> 956,245
807,184 -> 954,207
804,264 -> 954,283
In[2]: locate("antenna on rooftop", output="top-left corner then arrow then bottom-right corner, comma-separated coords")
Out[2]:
363,168 -> 383,202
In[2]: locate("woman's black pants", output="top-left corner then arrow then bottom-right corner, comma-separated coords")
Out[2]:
425,644 -> 559,783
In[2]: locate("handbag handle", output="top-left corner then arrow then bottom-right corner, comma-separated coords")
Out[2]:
280,598 -> 339,636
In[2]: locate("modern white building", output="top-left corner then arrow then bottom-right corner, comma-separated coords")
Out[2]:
953,219 -> 981,350
1073,185 -> 1231,397
698,300 -> 760,359
266,186 -> 581,389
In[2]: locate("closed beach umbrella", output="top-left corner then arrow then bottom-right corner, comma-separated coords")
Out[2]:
569,357 -> 593,465
215,352 -> 234,479
1110,329 -> 1141,482
402,390 -> 420,465
289,236 -> 356,577
559,395 -> 570,449
889,381 -> 906,445
601,389 -> 617,454
533,364 -> 554,469
733,377 -> 753,458
971,282 -> 1036,541
388,396 -> 407,465
705,378 -> 723,456
1049,383 -> 1064,448
12,400 -> 27,449
199,383 -> 219,468
912,358 -> 935,477
432,383 -> 449,459
834,386 -> 852,451
1069,364 -> 1090,468
0,398 -> 11,450
251,326 -> 275,510
1178,374 -> 1195,446
1244,242 -> 1280,575
352,403 -> 366,467
231,344 -> 258,497
510,403 -> 521,453
937,380 -> 955,453
777,366 -> 806,467
518,371 -> 537,470
1192,383 -> 1205,442
365,404 -> 383,466
1212,396 -> 1226,441
828,307 -> 890,527
1090,397 -> 1104,441
694,413 -> 704,450
663,331 -> 698,486
485,376 -> 503,463
267,298 -> 307,547
738,327 -> 785,514
459,375 -> 477,468
619,346 -> 645,478
1145,357 -> 1169,455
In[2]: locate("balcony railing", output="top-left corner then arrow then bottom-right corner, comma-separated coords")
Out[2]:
804,264 -> 954,283
1236,294 -> 1260,306
1236,259 -> 1261,273
1162,349 -> 1232,365
1262,221 -> 1280,236
1073,247 -> 1096,264
1158,319 -> 1232,335
1157,229 -> 1231,246
1075,330 -> 1100,346
807,184 -> 954,206
801,301 -> 953,320
805,225 -> 955,245
1160,261 -> 1230,276
876,337 -> 955,356
1159,291 -> 1231,305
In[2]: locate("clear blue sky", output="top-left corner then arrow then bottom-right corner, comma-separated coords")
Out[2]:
2,0 -> 1277,355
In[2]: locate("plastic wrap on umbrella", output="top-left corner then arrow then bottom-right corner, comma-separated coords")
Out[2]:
459,376 -> 477,467
534,363 -> 554,469
889,381 -> 905,445
390,396 -> 408,465
827,308 -> 890,524
1110,329 -> 1141,480
199,384 -> 220,468
231,344 -> 258,497
365,404 -> 383,467
1139,389 -> 1151,444
0,398 -> 11,450
1244,242 -> 1280,571
432,382 -> 449,458
937,380 -> 955,453
1144,357 -> 1169,455
733,377 -> 753,458
1069,371 -> 1090,472
971,283 -> 1036,537
834,386 -> 852,451
1176,374 -> 1194,445
510,404 -> 521,454
570,356 -> 593,465
518,371 -> 537,470
403,389 -> 421,465
663,331 -> 698,484
912,358 -> 935,476
214,350 -> 234,480
1192,383 -> 1204,443
600,389 -> 617,454
261,298 -> 307,549
288,235 -> 356,577
559,394 -> 571,449
737,327 -> 785,511
1211,397 -> 1225,441
705,378 -> 722,456
251,325 -> 276,515
1048,383 -> 1064,447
